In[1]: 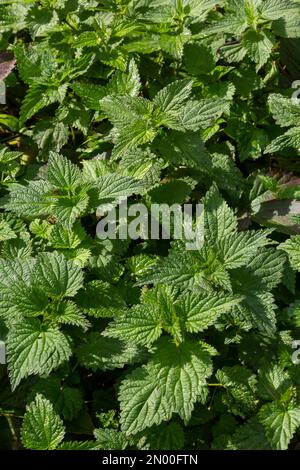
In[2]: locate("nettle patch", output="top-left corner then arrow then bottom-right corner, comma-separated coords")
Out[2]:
1,0 -> 300,451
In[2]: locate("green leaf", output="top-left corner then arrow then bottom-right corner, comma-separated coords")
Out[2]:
56,301 -> 91,331
72,82 -> 107,110
242,248 -> 286,290
93,428 -> 128,450
231,260 -> 282,335
0,4 -> 29,34
104,304 -> 162,347
113,120 -> 157,156
14,45 -> 55,84
204,188 -> 237,245
265,127 -> 300,153
97,173 -> 145,204
76,333 -> 141,371
243,30 -> 275,71
58,440 -> 97,450
3,180 -> 55,218
0,220 -> 16,242
0,257 -> 34,289
29,377 -> 84,421
216,365 -> 258,416
280,236 -> 300,270
268,93 -> 300,127
183,43 -> 215,75
29,219 -> 54,240
107,59 -> 141,97
273,15 -> 300,38
104,284 -> 186,345
21,394 -> 65,450
32,118 -> 69,154
181,291 -> 241,333
72,31 -> 99,48
259,402 -> 300,450
89,252 -> 124,283
47,152 -> 81,190
52,187 -> 90,224
203,15 -> 247,36
158,131 -> 211,168
142,422 -> 185,450
33,251 -> 84,298
0,258 -> 42,320
257,364 -> 292,401
47,222 -> 85,249
159,33 -> 187,59
100,95 -> 152,129
0,113 -> 19,131
218,229 -> 274,269
1,282 -> 48,318
20,83 -> 68,126
226,417 -> 270,450
180,98 -> 227,131
259,0 -> 299,20
119,338 -> 212,434
138,249 -> 203,289
153,79 -> 192,114
0,234 -> 32,261
7,319 -> 72,390
75,280 -> 126,318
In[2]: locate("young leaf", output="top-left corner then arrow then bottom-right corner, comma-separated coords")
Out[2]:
93,428 -> 128,450
47,152 -> 81,190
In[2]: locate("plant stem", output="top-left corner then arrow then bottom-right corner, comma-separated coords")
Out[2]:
6,415 -> 17,442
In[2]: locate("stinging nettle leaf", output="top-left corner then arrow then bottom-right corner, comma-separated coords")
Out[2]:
93,428 -> 128,450
7,319 -> 72,390
153,79 -> 193,114
33,251 -> 84,298
47,152 -> 81,190
76,332 -> 141,371
259,402 -> 300,450
21,394 -> 65,450
119,338 -> 212,434
97,173 -> 145,205
103,304 -> 162,347
3,180 -> 55,219
180,291 -> 242,333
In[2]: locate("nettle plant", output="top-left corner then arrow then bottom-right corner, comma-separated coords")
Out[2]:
1,0 -> 300,451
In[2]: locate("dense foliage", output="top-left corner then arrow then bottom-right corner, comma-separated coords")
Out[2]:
1,0 -> 300,451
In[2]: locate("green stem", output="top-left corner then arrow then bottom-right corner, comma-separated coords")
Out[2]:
5,415 -> 17,442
